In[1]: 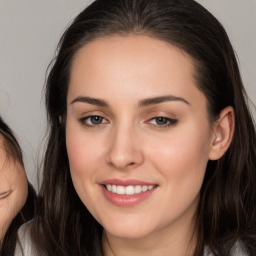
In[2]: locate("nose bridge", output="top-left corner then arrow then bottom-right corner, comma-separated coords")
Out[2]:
106,119 -> 143,169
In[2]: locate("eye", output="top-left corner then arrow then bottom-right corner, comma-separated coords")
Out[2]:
79,115 -> 108,127
148,116 -> 178,127
0,191 -> 11,199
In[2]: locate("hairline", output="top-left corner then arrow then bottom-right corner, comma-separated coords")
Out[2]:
66,32 -> 216,124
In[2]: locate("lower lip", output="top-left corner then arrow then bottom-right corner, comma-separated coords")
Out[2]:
101,185 -> 157,207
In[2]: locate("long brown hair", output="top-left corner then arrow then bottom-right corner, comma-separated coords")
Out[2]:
32,0 -> 256,255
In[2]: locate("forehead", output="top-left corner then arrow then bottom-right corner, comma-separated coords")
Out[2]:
0,137 -> 25,192
68,35 -> 206,108
0,136 -> 11,174
71,35 -> 195,81
0,135 -> 20,174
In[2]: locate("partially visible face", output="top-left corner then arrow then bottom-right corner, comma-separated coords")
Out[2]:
0,136 -> 28,241
66,35 -> 215,240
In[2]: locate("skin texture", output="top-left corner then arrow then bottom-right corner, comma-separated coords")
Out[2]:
66,35 -> 234,256
0,136 -> 28,242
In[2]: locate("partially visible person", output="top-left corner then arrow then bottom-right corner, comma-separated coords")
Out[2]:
0,116 -> 36,256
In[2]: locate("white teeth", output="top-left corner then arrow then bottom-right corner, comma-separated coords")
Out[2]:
112,185 -> 117,193
134,185 -> 142,194
105,184 -> 155,195
125,185 -> 135,195
142,185 -> 148,192
116,186 -> 125,195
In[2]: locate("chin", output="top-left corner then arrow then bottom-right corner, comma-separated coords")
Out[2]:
102,219 -> 155,240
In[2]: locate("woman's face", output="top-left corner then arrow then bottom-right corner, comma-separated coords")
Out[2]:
66,35 -> 216,240
0,137 -> 28,241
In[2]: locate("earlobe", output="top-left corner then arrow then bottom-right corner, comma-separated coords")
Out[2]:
209,106 -> 235,160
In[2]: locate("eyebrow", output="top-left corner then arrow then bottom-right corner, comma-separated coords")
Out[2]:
71,96 -> 108,107
138,95 -> 190,107
70,95 -> 190,107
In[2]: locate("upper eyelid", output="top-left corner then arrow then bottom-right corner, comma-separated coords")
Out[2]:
148,115 -> 177,119
78,112 -> 178,122
143,112 -> 178,121
147,116 -> 178,123
79,111 -> 108,118
80,114 -> 108,121
79,115 -> 109,127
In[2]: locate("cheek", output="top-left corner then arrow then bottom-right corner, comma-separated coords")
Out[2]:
65,123 -> 104,203
148,123 -> 211,190
66,130 -> 106,220
0,197 -> 23,241
0,164 -> 28,241
66,138 -> 93,208
0,206 -> 12,240
144,127 -> 211,222
66,131 -> 100,177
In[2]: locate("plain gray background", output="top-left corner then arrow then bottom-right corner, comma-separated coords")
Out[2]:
0,0 -> 255,189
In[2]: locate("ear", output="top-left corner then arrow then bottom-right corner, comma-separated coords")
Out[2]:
209,106 -> 235,160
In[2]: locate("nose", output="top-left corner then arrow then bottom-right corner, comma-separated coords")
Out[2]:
106,124 -> 144,170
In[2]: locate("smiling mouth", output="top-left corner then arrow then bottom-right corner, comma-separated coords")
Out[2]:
103,184 -> 157,195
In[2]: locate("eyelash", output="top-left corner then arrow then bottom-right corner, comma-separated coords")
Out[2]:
0,191 -> 11,199
147,116 -> 178,128
79,115 -> 178,129
79,115 -> 108,128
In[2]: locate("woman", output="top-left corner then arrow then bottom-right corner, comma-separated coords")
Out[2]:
0,117 -> 36,256
17,0 -> 256,255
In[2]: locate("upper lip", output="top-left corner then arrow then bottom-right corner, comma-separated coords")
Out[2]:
100,179 -> 157,186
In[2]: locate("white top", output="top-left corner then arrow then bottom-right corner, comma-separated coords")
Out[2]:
14,222 -> 40,256
15,222 -> 249,256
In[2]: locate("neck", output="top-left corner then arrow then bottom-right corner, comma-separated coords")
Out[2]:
102,215 -> 197,256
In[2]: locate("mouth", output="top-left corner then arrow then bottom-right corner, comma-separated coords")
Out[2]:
103,184 -> 157,195
100,180 -> 158,207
